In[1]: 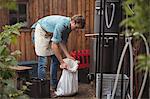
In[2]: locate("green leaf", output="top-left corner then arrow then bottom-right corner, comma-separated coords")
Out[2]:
11,50 -> 21,56
11,35 -> 17,44
136,54 -> 150,71
123,4 -> 134,16
0,45 -> 6,55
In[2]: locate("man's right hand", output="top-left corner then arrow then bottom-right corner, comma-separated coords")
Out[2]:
60,62 -> 68,69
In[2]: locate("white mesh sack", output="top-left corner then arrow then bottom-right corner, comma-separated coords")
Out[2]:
64,58 -> 79,72
55,58 -> 79,96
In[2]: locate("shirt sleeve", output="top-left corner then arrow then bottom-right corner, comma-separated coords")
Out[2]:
51,22 -> 65,43
62,30 -> 70,44
31,23 -> 37,29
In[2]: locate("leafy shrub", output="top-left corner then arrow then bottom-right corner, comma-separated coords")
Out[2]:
0,23 -> 29,99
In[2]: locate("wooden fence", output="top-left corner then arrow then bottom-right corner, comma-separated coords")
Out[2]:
10,29 -> 37,61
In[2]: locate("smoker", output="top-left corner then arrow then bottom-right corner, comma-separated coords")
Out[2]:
89,0 -> 122,78
88,0 -> 125,99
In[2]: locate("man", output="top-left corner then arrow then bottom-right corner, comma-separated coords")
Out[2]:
31,15 -> 85,90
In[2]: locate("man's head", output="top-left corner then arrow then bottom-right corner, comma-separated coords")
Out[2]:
70,15 -> 85,30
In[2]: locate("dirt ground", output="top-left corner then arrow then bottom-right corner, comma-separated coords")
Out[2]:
56,82 -> 96,99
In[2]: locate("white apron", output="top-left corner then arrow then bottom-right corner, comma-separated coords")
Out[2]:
34,23 -> 54,56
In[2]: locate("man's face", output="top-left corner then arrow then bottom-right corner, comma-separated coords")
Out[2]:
70,21 -> 78,30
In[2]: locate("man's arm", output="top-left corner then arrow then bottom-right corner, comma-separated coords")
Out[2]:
51,42 -> 64,63
51,42 -> 68,68
59,42 -> 75,60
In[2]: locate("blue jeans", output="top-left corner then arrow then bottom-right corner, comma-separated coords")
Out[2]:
38,56 -> 47,79
50,55 -> 60,89
38,55 -> 60,89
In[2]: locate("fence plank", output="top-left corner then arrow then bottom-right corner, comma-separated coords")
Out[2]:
25,31 -> 31,61
20,32 -> 26,61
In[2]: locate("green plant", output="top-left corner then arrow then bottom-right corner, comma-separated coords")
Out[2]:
121,0 -> 150,35
136,54 -> 150,71
0,0 -> 16,10
120,0 -> 150,71
120,0 -> 150,98
0,23 -> 29,99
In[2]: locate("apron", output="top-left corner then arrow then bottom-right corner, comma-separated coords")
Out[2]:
34,23 -> 54,56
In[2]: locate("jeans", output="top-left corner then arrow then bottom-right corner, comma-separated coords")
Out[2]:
50,55 -> 60,89
38,55 -> 60,89
38,56 -> 47,79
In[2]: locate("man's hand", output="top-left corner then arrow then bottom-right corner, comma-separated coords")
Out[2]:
60,62 -> 69,69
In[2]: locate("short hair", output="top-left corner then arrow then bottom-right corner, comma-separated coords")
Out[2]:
71,15 -> 85,29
